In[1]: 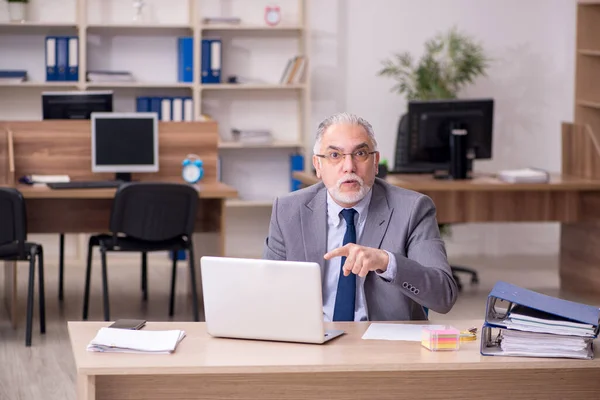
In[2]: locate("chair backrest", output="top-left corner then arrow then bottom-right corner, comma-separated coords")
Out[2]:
109,182 -> 199,241
0,188 -> 27,256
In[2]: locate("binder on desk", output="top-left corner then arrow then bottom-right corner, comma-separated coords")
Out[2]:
480,281 -> 600,359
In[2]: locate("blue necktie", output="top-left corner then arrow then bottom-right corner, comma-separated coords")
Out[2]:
333,208 -> 357,321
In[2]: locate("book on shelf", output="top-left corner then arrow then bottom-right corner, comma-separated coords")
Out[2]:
202,17 -> 241,25
87,70 -> 134,82
280,55 -> 307,84
0,70 -> 27,83
231,129 -> 273,144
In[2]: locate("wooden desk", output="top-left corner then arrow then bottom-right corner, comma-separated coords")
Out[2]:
293,171 -> 600,223
68,320 -> 600,400
0,121 -> 238,328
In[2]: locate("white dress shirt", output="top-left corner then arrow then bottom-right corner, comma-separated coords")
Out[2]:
322,188 -> 397,321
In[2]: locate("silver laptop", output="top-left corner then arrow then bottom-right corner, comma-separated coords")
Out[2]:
200,256 -> 345,344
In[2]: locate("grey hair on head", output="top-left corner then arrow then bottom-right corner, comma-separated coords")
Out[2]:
313,112 -> 378,155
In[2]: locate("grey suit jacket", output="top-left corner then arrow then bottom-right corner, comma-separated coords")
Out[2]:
262,178 -> 458,321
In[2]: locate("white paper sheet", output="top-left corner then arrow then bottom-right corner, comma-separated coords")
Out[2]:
87,327 -> 186,354
361,323 -> 447,341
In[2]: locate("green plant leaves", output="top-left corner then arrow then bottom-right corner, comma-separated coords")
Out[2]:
377,26 -> 490,101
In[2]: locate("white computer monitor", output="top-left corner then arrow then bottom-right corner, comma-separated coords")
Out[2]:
91,112 -> 159,181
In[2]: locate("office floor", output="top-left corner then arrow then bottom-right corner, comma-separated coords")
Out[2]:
1,254 -> 599,400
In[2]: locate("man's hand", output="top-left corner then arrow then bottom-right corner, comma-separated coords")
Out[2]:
324,244 -> 389,277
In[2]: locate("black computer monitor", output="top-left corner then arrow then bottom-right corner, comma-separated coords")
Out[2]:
42,90 -> 113,120
91,112 -> 159,182
394,98 -> 494,179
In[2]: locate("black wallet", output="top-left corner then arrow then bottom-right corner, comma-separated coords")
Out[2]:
108,319 -> 146,330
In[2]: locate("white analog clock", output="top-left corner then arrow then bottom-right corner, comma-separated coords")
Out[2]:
264,6 -> 281,26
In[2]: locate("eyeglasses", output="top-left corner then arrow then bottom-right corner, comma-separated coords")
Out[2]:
315,149 -> 378,164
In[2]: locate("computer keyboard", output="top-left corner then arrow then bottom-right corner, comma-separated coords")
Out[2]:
47,181 -> 124,189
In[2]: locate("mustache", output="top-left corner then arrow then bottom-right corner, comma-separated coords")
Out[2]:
336,174 -> 364,188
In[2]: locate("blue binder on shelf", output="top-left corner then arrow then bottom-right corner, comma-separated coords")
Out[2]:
56,36 -> 68,81
178,37 -> 193,83
136,96 -> 150,112
290,153 -> 304,191
45,36 -> 57,81
67,36 -> 79,81
149,97 -> 162,120
201,38 -> 221,84
480,281 -> 600,358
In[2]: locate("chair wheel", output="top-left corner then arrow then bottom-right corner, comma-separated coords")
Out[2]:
471,276 -> 479,284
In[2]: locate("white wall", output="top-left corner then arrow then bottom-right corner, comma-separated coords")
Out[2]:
0,0 -> 578,259
341,0 -> 577,257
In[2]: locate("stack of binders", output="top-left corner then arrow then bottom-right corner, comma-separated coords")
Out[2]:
45,36 -> 79,81
481,281 -> 600,359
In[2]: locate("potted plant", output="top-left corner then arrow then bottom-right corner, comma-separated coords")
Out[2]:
6,0 -> 29,23
378,26 -> 490,101
377,26 -> 490,238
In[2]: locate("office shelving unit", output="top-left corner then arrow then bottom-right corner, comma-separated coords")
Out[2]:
575,1 -> 600,131
0,0 -> 310,210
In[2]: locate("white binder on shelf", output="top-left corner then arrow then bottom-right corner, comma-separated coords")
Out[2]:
183,97 -> 193,121
45,37 -> 56,81
172,98 -> 183,122
160,98 -> 172,121
67,36 -> 79,81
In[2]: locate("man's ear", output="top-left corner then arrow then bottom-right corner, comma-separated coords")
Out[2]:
312,155 -> 321,178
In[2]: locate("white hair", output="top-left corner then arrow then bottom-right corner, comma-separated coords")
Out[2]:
312,112 -> 378,155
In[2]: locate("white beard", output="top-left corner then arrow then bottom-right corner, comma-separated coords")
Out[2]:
329,173 -> 370,205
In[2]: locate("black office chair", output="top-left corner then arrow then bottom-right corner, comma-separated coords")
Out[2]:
0,188 -> 46,347
438,223 -> 479,291
451,264 -> 479,292
82,182 -> 200,322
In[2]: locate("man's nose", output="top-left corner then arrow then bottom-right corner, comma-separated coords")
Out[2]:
342,153 -> 356,173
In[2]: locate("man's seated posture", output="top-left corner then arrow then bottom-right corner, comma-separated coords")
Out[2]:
263,112 -> 458,321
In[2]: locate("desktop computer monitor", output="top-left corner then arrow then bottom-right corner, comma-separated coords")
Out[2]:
91,112 -> 159,182
42,90 -> 113,120
394,98 -> 494,179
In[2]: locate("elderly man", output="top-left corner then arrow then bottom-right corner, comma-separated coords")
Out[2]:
263,112 -> 458,321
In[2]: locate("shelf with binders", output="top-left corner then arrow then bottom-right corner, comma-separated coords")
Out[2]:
201,24 -> 303,33
0,22 -> 78,35
201,83 -> 306,90
0,81 -> 80,89
87,82 -> 194,89
86,23 -> 193,36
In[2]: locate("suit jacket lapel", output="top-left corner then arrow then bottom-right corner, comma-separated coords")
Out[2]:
361,182 -> 393,249
301,185 -> 327,269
